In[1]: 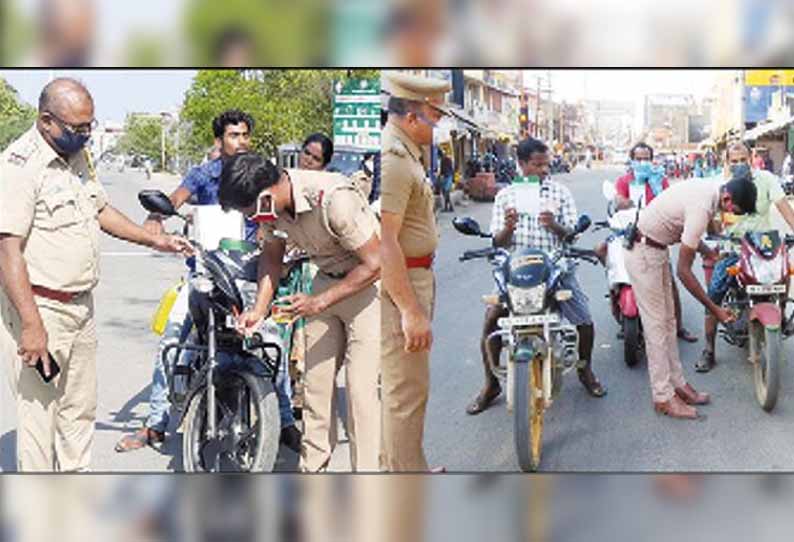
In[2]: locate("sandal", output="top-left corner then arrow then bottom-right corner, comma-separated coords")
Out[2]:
465,385 -> 502,415
115,427 -> 165,453
677,328 -> 699,343
577,368 -> 607,397
695,349 -> 715,373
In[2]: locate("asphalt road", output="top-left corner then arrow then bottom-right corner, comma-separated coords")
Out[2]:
0,168 -> 350,472
5,165 -> 794,473
424,166 -> 794,472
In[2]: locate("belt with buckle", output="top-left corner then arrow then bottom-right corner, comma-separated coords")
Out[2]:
31,285 -> 85,303
406,254 -> 434,269
636,232 -> 667,251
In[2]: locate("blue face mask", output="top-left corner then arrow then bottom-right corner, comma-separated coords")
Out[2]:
729,162 -> 751,179
631,160 -> 653,182
53,130 -> 91,156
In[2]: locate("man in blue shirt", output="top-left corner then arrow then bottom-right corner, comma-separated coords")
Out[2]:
115,109 -> 300,455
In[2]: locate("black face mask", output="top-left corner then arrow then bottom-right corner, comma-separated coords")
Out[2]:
53,130 -> 91,156
729,162 -> 751,179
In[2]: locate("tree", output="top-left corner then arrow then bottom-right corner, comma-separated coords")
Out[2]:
116,114 -> 176,171
182,0 -> 330,65
0,79 -> 36,151
179,69 -> 379,160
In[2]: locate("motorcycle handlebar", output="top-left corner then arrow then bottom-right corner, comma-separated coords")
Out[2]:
460,247 -> 496,262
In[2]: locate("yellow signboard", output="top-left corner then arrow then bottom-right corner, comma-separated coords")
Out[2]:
744,69 -> 794,86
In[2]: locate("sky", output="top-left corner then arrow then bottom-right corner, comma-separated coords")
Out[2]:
526,69 -> 724,103
1,68 -> 728,129
0,70 -> 197,123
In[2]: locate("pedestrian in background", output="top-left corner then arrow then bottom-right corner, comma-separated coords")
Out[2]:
439,151 -> 455,212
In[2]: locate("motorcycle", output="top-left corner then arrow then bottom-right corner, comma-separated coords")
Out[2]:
140,190 -> 283,472
781,174 -> 794,196
454,214 -> 600,472
550,155 -> 570,175
496,156 -> 518,185
706,230 -> 794,411
465,154 -> 483,179
593,180 -> 645,367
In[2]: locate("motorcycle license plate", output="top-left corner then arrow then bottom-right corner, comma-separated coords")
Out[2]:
747,284 -> 786,295
498,313 -> 560,328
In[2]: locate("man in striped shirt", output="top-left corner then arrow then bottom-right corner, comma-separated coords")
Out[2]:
466,137 -> 606,416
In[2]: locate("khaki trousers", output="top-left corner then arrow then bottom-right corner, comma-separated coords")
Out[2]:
300,274 -> 381,472
380,268 -> 435,472
0,290 -> 97,472
623,243 -> 686,402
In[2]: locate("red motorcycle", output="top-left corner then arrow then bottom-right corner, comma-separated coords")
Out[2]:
709,230 -> 794,411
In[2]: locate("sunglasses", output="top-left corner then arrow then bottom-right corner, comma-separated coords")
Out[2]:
45,110 -> 98,135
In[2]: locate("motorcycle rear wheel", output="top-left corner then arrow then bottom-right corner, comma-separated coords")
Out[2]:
750,322 -> 781,412
514,357 -> 545,472
182,372 -> 280,472
623,317 -> 642,367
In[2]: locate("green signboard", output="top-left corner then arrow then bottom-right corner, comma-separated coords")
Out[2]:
333,78 -> 381,151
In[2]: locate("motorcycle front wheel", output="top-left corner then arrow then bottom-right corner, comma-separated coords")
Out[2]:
514,357 -> 545,472
182,372 -> 280,472
750,322 -> 781,412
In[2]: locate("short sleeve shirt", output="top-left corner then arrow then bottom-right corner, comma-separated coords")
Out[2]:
259,169 -> 377,276
726,169 -> 785,237
180,158 -> 258,243
637,179 -> 721,249
380,122 -> 438,258
615,171 -> 670,205
0,126 -> 109,292
490,178 -> 577,254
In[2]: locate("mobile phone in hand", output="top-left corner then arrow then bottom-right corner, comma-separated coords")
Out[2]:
35,353 -> 60,383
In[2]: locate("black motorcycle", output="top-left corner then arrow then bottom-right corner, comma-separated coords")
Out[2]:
496,156 -> 518,184
139,190 -> 282,472
454,214 -> 599,472
550,155 -> 570,174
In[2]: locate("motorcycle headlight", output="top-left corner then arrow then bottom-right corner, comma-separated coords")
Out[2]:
508,283 -> 546,314
752,254 -> 783,285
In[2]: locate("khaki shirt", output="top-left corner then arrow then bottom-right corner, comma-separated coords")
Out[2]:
0,126 -> 109,292
638,179 -> 721,249
380,122 -> 437,258
261,169 -> 377,276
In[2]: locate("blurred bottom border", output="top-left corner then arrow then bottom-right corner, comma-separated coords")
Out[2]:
0,474 -> 790,542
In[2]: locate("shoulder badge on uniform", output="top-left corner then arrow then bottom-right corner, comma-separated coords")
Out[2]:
7,152 -> 29,166
386,138 -> 408,158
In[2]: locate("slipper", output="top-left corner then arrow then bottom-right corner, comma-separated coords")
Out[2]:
115,428 -> 165,453
466,387 -> 501,415
694,350 -> 715,373
677,328 -> 698,343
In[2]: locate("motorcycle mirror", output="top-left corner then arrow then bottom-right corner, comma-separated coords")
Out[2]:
139,190 -> 179,218
601,180 -> 617,201
453,216 -> 485,237
574,214 -> 592,234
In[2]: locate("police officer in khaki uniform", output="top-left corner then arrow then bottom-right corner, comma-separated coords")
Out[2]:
0,78 -> 191,471
380,71 -> 451,472
218,152 -> 381,472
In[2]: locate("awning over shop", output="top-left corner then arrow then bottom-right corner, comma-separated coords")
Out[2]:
698,138 -> 715,149
743,115 -> 794,142
446,105 -> 483,133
